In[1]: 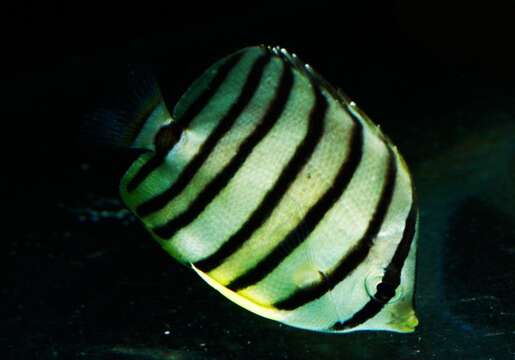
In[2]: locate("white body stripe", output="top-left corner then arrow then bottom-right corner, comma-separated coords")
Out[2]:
165,60 -> 312,262
144,57 -> 283,227
121,49 -> 263,208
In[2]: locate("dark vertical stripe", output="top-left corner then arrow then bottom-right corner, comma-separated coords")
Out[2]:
330,199 -> 418,331
126,52 -> 244,192
195,80 -> 327,272
135,53 -> 270,217
226,115 -> 365,292
274,145 -> 397,310
151,58 -> 295,239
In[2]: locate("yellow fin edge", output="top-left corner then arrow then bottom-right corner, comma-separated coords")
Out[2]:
192,265 -> 287,322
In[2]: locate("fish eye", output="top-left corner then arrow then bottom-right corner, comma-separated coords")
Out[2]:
365,272 -> 403,304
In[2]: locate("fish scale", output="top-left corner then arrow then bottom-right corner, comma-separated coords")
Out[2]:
114,45 -> 418,333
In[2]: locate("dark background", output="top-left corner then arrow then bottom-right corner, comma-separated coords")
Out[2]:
3,1 -> 515,359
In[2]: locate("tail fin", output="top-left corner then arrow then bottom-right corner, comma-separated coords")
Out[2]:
80,65 -> 173,153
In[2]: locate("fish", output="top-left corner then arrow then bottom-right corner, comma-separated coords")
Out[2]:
90,45 -> 419,333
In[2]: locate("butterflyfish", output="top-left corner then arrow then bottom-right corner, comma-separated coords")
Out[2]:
92,45 -> 419,333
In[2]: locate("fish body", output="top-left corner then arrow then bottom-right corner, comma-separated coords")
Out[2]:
112,46 -> 418,333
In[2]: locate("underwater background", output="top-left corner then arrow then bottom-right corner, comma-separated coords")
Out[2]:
3,0 -> 515,359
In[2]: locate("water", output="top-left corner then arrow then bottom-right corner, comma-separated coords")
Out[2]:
3,1 -> 515,359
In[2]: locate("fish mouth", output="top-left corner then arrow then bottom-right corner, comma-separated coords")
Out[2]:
388,308 -> 419,333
